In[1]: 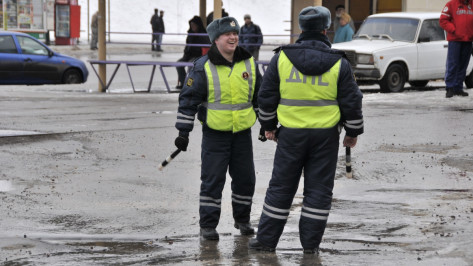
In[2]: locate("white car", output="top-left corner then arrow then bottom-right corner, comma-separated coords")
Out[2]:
332,12 -> 473,92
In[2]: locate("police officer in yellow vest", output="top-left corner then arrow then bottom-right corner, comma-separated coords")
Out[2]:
249,6 -> 363,253
174,16 -> 263,240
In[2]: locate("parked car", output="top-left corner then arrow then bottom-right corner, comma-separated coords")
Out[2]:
332,12 -> 473,92
0,31 -> 88,85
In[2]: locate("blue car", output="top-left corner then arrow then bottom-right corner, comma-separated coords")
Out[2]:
0,31 -> 88,85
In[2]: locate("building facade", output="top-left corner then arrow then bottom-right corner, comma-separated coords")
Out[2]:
1,0 -> 54,39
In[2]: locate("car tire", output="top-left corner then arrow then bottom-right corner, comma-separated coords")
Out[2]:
379,64 -> 406,93
63,69 -> 83,84
408,80 -> 429,88
465,70 -> 473,88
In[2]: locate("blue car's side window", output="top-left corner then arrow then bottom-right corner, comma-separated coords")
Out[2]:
17,36 -> 49,56
0,36 -> 18,54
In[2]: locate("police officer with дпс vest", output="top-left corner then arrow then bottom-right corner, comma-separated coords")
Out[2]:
248,6 -> 364,253
174,16 -> 263,241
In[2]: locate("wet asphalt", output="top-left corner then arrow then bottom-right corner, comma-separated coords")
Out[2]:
1,44 -> 473,265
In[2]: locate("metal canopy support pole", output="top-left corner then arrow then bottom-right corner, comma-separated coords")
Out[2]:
200,0 -> 207,26
87,0 -> 90,42
98,0 -> 107,92
214,0 -> 222,20
108,0 -> 110,42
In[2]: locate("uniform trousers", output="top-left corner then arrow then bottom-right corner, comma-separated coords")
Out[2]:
445,41 -> 473,91
256,126 -> 340,249
199,126 -> 256,228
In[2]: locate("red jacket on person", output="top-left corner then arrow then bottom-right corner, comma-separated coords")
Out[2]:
440,0 -> 473,42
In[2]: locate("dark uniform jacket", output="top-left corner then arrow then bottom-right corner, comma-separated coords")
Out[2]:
239,22 -> 263,53
258,31 -> 363,137
176,45 -> 263,137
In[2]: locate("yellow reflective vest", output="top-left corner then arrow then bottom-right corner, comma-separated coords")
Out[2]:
203,58 -> 257,132
277,51 -> 341,128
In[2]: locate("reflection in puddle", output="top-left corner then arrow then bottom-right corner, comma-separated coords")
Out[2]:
0,180 -> 13,192
152,110 -> 175,114
69,240 -> 163,254
0,130 -> 42,137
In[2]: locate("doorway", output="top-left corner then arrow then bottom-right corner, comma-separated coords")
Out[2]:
376,0 -> 402,13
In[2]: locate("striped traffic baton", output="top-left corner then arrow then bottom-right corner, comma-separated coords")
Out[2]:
158,149 -> 181,171
346,147 -> 353,178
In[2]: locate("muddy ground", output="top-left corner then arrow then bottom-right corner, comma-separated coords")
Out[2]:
0,46 -> 472,265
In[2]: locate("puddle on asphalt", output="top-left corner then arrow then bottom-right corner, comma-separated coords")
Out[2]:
456,108 -> 473,113
0,132 -> 67,145
0,179 -> 13,192
441,157 -> 473,172
0,130 -> 42,137
152,110 -> 175,114
378,143 -> 459,154
66,240 -> 164,254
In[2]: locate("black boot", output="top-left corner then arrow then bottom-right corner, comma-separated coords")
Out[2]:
303,248 -> 320,254
446,88 -> 454,98
454,90 -> 469,96
175,81 -> 183,90
200,228 -> 219,240
248,238 -> 275,252
234,222 -> 255,235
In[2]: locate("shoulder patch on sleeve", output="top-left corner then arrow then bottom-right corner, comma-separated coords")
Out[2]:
186,78 -> 194,87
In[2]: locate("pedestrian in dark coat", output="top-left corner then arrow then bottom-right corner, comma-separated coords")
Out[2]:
206,8 -> 229,26
150,8 -> 160,51
174,16 -> 263,241
206,1 -> 229,26
239,14 -> 263,60
90,11 -> 98,50
175,16 -> 211,89
248,6 -> 364,254
333,4 -> 355,33
155,10 -> 165,52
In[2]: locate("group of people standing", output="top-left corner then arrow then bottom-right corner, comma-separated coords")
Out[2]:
150,8 -> 165,52
174,6 -> 364,254
150,5 -> 353,90
174,11 -> 263,89
332,4 -> 355,43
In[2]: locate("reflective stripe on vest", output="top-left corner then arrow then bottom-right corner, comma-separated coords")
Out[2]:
204,58 -> 257,132
277,51 -> 341,128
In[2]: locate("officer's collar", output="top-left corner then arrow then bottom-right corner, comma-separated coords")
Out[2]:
208,44 -> 252,66
296,31 -> 332,48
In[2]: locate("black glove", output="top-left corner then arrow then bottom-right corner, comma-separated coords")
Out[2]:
174,136 -> 189,151
258,128 -> 267,142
